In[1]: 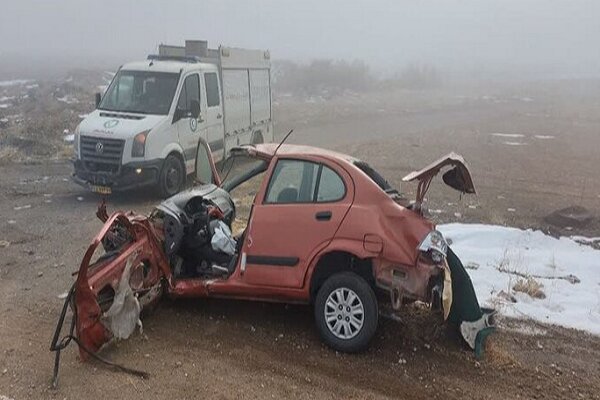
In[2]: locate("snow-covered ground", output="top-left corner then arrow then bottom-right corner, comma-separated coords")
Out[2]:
439,223 -> 600,335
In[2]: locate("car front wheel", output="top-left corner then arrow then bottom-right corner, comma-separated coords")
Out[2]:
314,272 -> 378,353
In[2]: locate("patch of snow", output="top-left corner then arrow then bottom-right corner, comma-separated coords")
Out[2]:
63,134 -> 75,143
503,141 -> 528,146
56,95 -> 79,104
439,223 -> 600,335
0,103 -> 11,109
0,96 -> 15,102
534,135 -> 555,140
491,133 -> 525,138
0,79 -> 33,87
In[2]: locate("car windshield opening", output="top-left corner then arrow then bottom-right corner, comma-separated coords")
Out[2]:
220,155 -> 268,193
99,70 -> 180,115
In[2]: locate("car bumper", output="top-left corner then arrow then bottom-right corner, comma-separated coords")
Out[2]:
72,158 -> 164,192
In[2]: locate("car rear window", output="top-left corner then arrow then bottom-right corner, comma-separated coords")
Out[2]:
353,161 -> 393,192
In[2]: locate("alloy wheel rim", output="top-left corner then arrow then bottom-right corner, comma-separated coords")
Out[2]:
324,287 -> 364,340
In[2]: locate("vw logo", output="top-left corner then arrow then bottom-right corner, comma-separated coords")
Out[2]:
103,119 -> 119,129
189,118 -> 197,132
95,142 -> 104,154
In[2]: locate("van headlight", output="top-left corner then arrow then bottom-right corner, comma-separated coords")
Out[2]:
418,230 -> 448,263
132,130 -> 149,157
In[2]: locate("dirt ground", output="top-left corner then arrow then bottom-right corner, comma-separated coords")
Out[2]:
1,81 -> 599,399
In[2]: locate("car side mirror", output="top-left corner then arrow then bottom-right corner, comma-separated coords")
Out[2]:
95,92 -> 102,108
190,100 -> 200,119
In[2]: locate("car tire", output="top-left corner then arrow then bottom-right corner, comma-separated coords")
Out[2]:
158,154 -> 185,198
314,272 -> 378,353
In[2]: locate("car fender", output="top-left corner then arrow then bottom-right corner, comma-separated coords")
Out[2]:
302,238 -> 381,290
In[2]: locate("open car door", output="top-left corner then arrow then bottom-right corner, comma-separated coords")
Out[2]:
196,139 -> 222,186
402,152 -> 475,209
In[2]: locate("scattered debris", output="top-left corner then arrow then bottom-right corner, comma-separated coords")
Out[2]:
0,240 -> 9,248
13,204 -> 31,211
534,135 -> 554,140
507,208 -> 516,212
77,196 -> 84,201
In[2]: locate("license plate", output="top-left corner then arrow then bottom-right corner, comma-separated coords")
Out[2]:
90,185 -> 112,194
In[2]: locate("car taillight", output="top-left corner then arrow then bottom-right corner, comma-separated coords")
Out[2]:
418,230 -> 448,263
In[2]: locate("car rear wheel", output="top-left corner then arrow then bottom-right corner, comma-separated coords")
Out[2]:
159,154 -> 185,198
314,272 -> 378,353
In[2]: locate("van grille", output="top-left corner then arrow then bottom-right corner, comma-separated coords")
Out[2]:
80,136 -> 124,172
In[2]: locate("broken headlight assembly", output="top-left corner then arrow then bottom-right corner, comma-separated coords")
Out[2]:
418,230 -> 448,263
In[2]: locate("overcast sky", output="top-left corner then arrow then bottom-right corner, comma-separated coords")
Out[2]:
1,0 -> 599,76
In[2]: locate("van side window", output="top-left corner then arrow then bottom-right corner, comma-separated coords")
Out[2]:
204,73 -> 220,107
177,74 -> 200,111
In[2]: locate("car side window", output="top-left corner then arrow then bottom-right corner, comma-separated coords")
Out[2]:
176,74 -> 200,111
204,73 -> 220,107
316,166 -> 345,202
265,160 -> 345,204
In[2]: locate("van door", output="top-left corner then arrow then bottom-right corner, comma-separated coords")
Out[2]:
174,73 -> 206,174
203,72 -> 225,161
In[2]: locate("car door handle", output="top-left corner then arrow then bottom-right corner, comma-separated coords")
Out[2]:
315,211 -> 332,221
216,113 -> 222,119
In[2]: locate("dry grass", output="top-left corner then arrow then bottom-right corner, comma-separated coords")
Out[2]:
513,278 -> 546,299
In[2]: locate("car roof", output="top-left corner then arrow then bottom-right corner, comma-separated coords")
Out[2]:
251,143 -> 359,164
121,60 -> 217,74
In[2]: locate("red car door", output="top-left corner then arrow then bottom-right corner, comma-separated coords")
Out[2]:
240,157 -> 353,288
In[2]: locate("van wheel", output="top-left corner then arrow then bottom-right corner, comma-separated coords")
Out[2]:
314,272 -> 378,353
159,154 -> 184,198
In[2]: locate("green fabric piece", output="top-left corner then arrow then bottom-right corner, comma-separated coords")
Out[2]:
446,247 -> 483,324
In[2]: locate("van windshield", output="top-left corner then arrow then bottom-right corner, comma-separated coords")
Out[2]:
99,70 -> 179,115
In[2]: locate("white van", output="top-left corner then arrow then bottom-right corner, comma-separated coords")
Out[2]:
73,40 -> 273,196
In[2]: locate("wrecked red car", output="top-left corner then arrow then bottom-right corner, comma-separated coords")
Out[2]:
52,141 -> 493,382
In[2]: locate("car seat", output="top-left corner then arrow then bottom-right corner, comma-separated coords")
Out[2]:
277,187 -> 298,203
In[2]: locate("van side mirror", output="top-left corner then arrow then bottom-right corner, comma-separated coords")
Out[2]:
95,92 -> 102,108
190,100 -> 200,119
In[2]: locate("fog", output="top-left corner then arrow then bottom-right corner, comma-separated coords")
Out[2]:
1,0 -> 600,79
